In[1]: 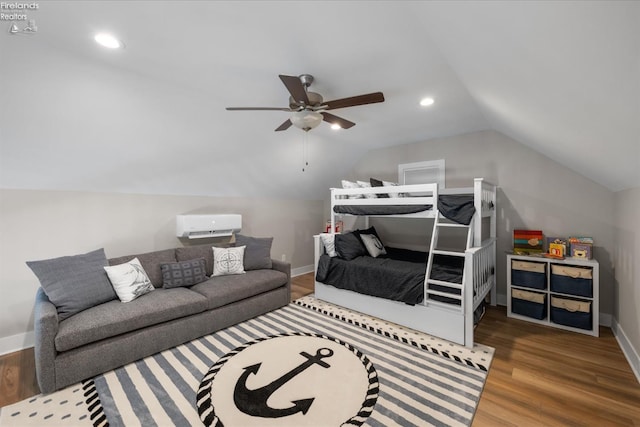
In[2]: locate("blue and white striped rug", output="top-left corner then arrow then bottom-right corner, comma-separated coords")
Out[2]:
1,298 -> 493,426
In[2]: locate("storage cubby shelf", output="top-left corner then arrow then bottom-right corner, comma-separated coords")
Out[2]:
507,254 -> 599,337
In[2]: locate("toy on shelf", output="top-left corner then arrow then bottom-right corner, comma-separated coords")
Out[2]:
569,237 -> 593,259
513,229 -> 544,255
546,237 -> 567,259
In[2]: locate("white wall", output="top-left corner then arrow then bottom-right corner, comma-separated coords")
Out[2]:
0,189 -> 323,354
613,187 -> 640,378
344,130 -> 616,317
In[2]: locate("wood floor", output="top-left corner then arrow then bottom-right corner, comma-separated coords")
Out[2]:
2,273 -> 639,426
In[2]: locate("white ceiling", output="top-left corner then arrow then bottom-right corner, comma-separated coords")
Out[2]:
1,1 -> 638,197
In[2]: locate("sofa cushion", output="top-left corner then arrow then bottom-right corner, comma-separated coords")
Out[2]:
175,243 -> 231,277
55,287 -> 207,352
109,248 -> 176,288
161,258 -> 208,288
234,235 -> 273,270
27,248 -> 117,320
190,269 -> 287,310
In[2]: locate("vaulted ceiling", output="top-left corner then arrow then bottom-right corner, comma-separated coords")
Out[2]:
1,1 -> 638,198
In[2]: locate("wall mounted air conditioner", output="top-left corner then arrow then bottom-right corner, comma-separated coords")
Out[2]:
176,214 -> 242,239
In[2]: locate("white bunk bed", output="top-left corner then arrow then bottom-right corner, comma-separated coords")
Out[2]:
313,178 -> 497,348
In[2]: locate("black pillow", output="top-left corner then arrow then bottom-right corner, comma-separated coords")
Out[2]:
334,232 -> 368,261
370,178 -> 389,198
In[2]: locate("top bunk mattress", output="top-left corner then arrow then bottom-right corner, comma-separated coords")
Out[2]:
333,194 -> 476,225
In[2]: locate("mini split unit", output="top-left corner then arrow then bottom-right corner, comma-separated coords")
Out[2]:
176,214 -> 242,239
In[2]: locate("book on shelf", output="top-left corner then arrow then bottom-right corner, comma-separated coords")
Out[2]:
513,229 -> 544,254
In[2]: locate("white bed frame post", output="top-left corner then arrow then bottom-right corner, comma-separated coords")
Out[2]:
330,188 -> 337,234
464,251 -> 474,348
473,178 -> 483,247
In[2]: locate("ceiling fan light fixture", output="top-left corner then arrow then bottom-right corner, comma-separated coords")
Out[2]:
291,111 -> 323,131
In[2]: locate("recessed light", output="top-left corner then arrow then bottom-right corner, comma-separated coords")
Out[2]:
331,123 -> 341,130
94,33 -> 123,49
420,97 -> 435,107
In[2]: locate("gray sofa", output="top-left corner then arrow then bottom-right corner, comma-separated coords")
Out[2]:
33,242 -> 290,394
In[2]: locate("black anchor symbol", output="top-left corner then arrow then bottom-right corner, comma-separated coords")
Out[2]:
233,347 -> 334,418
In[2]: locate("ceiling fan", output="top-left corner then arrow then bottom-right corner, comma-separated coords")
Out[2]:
226,74 -> 385,132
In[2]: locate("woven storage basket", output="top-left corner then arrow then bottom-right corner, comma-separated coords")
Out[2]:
551,296 -> 592,330
511,289 -> 546,319
550,264 -> 593,297
511,260 -> 546,289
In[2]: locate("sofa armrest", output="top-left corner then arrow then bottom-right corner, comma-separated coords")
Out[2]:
271,259 -> 291,295
34,288 -> 59,394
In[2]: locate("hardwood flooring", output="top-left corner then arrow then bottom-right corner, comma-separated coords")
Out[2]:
0,347 -> 38,409
2,272 -> 639,426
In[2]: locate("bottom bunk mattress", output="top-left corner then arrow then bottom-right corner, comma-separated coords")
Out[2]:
315,247 -> 464,305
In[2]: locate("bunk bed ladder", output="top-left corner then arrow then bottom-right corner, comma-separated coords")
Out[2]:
424,212 -> 473,308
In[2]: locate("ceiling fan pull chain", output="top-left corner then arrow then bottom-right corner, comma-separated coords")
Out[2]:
302,132 -> 309,172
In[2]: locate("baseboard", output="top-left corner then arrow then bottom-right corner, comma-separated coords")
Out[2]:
0,331 -> 34,356
292,264 -> 314,277
611,318 -> 640,383
599,313 -> 612,327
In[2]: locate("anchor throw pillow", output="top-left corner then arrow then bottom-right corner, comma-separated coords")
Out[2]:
213,246 -> 246,276
360,233 -> 387,258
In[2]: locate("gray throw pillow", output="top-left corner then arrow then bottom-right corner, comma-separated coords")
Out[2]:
234,235 -> 273,270
26,248 -> 117,320
161,258 -> 208,288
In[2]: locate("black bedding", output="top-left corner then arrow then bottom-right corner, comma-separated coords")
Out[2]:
333,194 -> 476,225
316,247 -> 464,305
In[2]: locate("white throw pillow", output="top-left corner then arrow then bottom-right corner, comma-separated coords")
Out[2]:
319,233 -> 337,257
356,180 -> 376,199
104,257 -> 154,303
382,180 -> 401,198
341,180 -> 363,199
213,246 -> 246,276
360,234 -> 387,258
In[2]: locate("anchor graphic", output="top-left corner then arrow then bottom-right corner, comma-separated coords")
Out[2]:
233,347 -> 334,418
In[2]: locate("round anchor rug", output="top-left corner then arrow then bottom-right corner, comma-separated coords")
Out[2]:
197,333 -> 379,427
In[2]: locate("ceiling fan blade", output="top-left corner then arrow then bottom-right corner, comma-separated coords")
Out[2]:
279,75 -> 310,105
275,119 -> 292,131
226,107 -> 292,111
324,92 -> 385,110
321,112 -> 355,129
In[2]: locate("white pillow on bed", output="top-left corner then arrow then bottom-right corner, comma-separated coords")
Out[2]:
360,233 -> 387,258
341,180 -> 363,199
382,180 -> 402,198
319,233 -> 338,257
356,180 -> 376,199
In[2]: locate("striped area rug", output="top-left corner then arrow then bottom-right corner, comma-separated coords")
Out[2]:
1,299 -> 493,426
